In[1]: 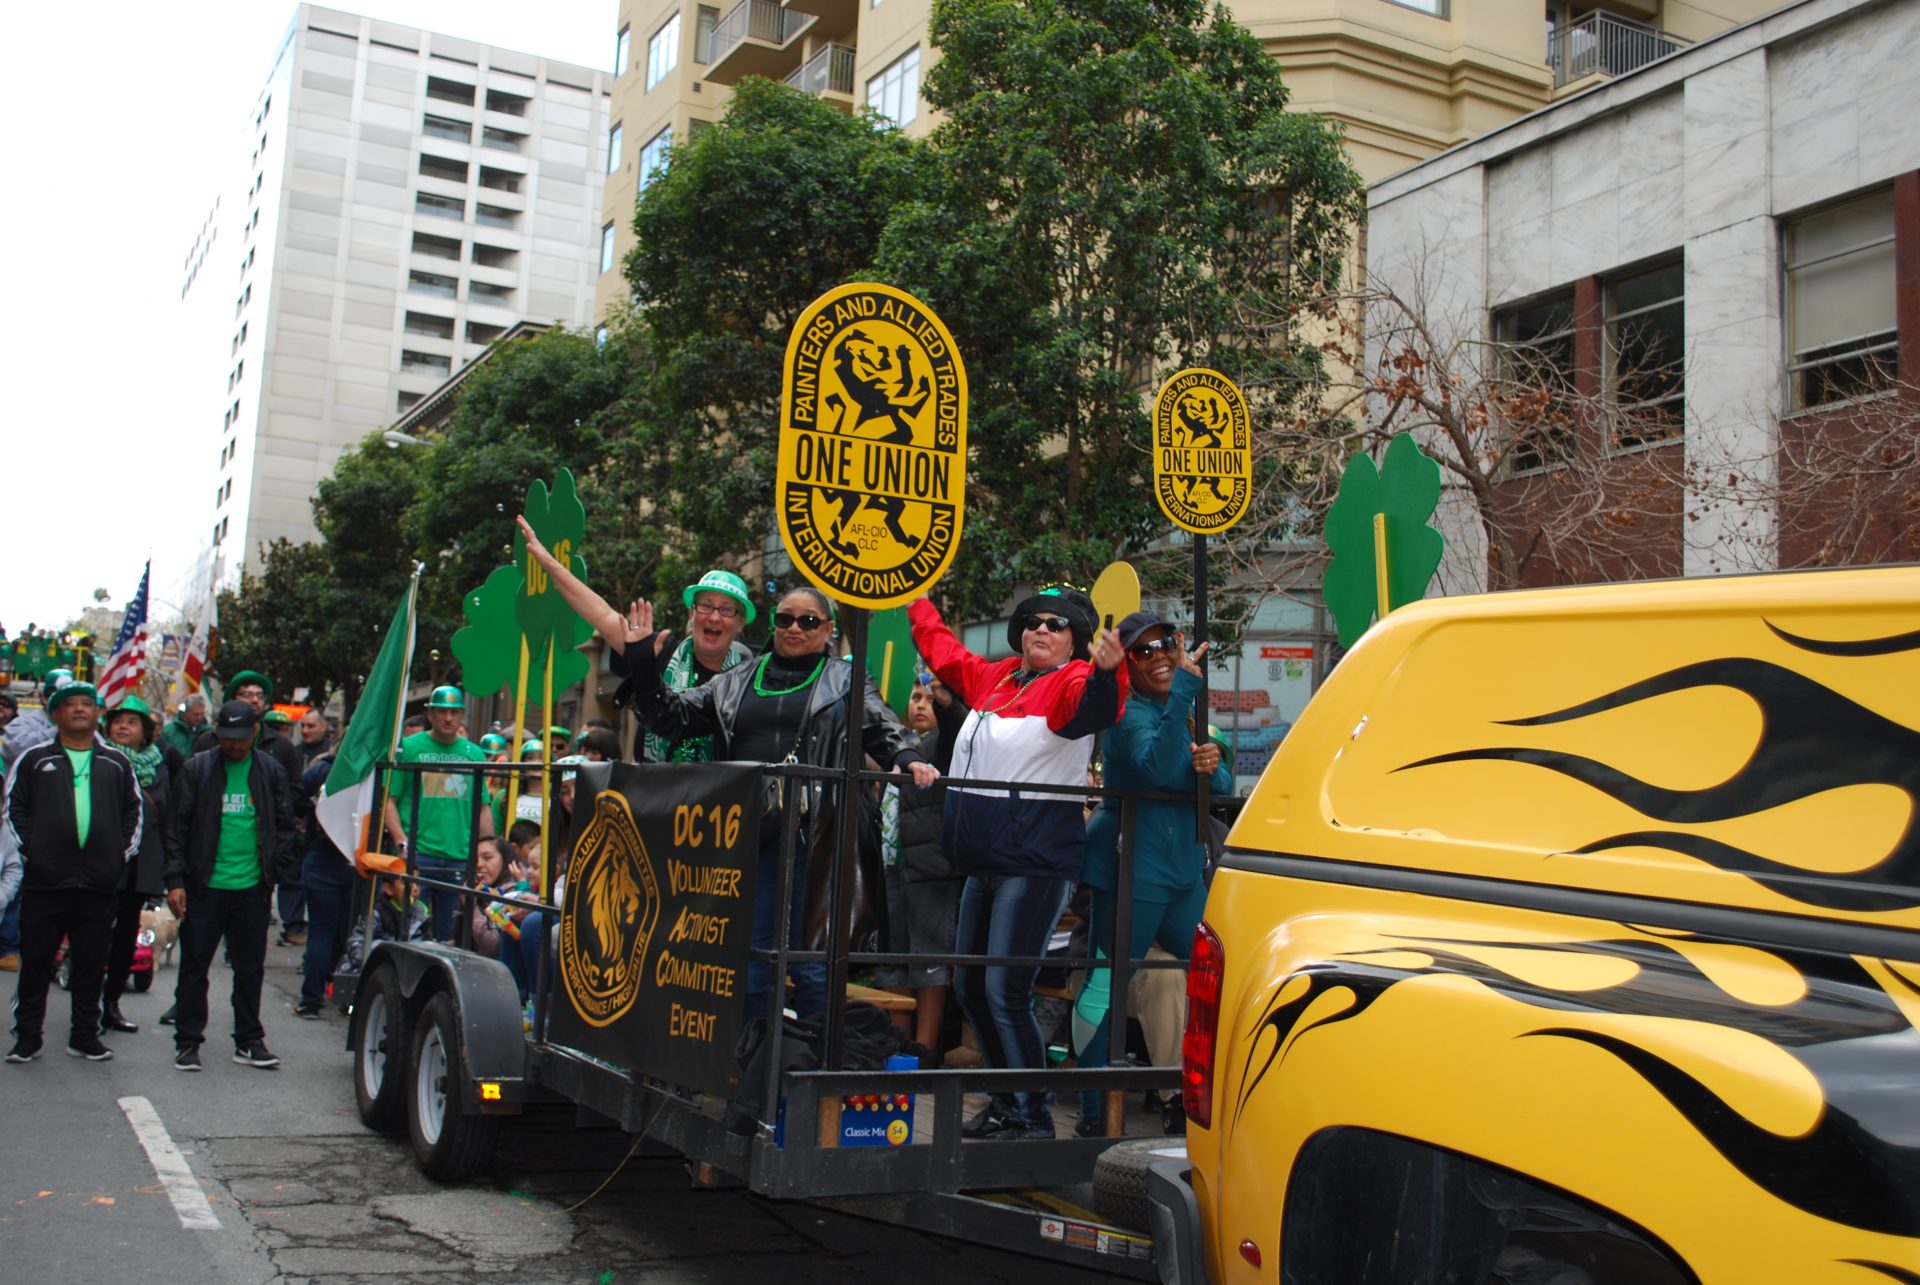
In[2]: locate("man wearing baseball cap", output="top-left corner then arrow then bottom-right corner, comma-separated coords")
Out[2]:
5,678 -> 145,1063
165,700 -> 300,1071
383,686 -> 493,943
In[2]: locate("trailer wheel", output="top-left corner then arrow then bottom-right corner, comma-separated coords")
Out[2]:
1094,1139 -> 1185,1232
352,965 -> 406,1134
408,991 -> 499,1182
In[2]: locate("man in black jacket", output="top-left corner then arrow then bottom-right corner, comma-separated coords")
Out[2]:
165,701 -> 297,1071
4,679 -> 143,1063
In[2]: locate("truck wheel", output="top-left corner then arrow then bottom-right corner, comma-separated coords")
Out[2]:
408,991 -> 499,1183
352,966 -> 406,1134
1094,1138 -> 1185,1232
133,971 -> 154,994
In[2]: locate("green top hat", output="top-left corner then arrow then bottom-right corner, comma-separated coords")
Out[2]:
427,685 -> 465,710
228,669 -> 275,701
682,569 -> 756,625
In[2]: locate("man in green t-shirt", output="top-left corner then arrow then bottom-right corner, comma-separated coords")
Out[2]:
164,701 -> 297,1072
383,686 -> 493,943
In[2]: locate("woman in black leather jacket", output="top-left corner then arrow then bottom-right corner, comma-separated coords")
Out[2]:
518,521 -> 936,1020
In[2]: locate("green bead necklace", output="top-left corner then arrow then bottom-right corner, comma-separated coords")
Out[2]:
752,654 -> 826,697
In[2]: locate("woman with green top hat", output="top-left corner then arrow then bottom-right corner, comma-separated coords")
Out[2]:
98,695 -> 171,1032
511,514 -> 755,765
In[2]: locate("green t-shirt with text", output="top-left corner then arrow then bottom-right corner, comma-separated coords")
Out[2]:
63,747 -> 93,849
395,732 -> 488,861
211,757 -> 260,890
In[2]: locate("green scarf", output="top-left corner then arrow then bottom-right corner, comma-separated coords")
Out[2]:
107,739 -> 164,790
644,637 -> 748,764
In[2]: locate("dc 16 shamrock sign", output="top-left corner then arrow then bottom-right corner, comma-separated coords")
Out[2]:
1323,433 -> 1446,649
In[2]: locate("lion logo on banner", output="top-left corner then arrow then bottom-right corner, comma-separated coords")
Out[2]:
559,790 -> 660,1027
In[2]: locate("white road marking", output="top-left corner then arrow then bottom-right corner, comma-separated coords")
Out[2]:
117,1096 -> 222,1231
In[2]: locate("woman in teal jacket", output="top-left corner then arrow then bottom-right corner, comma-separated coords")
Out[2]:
1074,611 -> 1230,1134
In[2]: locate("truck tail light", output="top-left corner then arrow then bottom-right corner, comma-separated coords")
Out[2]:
1182,919 -> 1224,1130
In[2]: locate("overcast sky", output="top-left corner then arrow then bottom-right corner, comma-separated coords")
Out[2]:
2,2 -> 613,633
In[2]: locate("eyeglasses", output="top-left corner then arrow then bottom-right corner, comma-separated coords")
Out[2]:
692,601 -> 741,619
1022,614 -> 1073,634
1128,636 -> 1181,660
773,612 -> 828,631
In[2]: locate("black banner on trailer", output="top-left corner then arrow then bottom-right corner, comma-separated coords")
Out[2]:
549,761 -> 762,1095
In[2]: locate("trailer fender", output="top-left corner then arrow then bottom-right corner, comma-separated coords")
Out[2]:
365,942 -> 527,1113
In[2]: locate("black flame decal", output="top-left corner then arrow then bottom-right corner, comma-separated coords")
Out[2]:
1398,655 -> 1920,912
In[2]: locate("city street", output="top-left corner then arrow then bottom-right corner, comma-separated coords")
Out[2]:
0,942 -> 1120,1284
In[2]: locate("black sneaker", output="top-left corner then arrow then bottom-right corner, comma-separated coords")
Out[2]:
174,1045 -> 202,1072
234,1041 -> 281,1069
1073,1115 -> 1105,1138
961,1105 -> 1016,1138
293,1003 -> 322,1020
986,1117 -> 1058,1141
67,1035 -> 114,1061
158,1004 -> 177,1026
6,1036 -> 43,1064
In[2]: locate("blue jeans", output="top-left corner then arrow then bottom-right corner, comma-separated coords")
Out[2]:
299,853 -> 360,1010
415,855 -> 466,943
1074,881 -> 1206,1120
277,881 -> 308,934
746,831 -> 825,1022
506,910 -> 544,1002
953,873 -> 1073,1129
0,891 -> 20,957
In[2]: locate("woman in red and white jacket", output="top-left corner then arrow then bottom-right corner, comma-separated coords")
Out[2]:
908,586 -> 1124,1140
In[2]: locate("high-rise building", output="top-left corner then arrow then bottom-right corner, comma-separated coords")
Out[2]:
589,0 -> 1787,324
183,5 -> 611,601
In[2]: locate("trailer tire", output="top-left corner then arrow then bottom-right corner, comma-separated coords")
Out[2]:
352,965 -> 406,1134
407,991 -> 499,1183
1094,1139 -> 1178,1232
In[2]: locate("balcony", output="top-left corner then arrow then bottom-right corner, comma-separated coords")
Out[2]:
780,0 -> 857,34
706,0 -> 815,86
1548,11 -> 1689,90
786,43 -> 855,107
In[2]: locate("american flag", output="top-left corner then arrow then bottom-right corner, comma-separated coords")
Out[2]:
97,563 -> 151,708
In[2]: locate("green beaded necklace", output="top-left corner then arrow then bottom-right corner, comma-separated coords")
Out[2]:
752,653 -> 826,697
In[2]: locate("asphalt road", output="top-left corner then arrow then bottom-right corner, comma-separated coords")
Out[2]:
1,939 -> 1127,1284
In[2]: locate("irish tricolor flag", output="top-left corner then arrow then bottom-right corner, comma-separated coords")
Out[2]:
316,570 -> 420,861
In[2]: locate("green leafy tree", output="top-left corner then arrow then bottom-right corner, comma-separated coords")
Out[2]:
626,76 -> 932,588
214,539 -> 350,709
875,0 -> 1364,616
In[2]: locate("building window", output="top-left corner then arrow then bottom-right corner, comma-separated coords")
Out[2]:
648,14 -> 681,90
469,280 -> 515,305
476,203 -> 517,230
639,127 -> 672,193
416,191 -> 465,220
600,223 -> 617,274
1494,287 -> 1577,473
405,311 -> 455,339
397,390 -> 424,412
467,321 -> 505,345
615,26 -> 632,76
866,47 -> 920,128
481,127 -> 524,153
426,76 -> 476,106
1605,258 -> 1684,450
471,243 -> 515,269
608,123 -> 624,175
412,231 -> 462,260
1384,0 -> 1446,13
419,153 -> 470,184
485,89 -> 529,116
694,6 -> 719,63
401,350 -> 452,377
408,270 -> 458,299
423,113 -> 469,143
1785,187 -> 1897,410
478,166 -> 522,193
595,325 -> 609,350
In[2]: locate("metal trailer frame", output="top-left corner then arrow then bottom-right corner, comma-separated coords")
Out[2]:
350,735 -> 1235,1278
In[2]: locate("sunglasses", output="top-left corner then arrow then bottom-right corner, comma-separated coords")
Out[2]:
774,612 -> 828,631
1128,635 -> 1181,660
1022,614 -> 1073,634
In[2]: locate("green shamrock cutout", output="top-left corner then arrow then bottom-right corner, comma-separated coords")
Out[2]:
1323,433 -> 1445,649
450,564 -> 526,697
514,470 -> 593,693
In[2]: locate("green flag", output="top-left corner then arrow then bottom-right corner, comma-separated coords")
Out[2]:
316,570 -> 420,858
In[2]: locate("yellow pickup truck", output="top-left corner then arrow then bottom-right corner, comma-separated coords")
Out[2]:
1149,568 -> 1920,1283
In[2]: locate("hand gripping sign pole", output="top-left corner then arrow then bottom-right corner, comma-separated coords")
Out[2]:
778,282 -> 968,1070
1150,369 -> 1253,841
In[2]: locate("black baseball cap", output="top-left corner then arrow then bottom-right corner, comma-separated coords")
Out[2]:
1115,610 -> 1172,650
214,700 -> 259,740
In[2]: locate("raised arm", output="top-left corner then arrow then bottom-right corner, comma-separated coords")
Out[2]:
516,514 -> 647,655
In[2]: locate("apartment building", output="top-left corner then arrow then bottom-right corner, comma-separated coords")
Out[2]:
589,0 -> 1786,322
184,6 -> 611,600
1368,0 -> 1919,591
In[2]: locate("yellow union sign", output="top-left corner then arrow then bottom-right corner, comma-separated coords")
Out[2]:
778,282 -> 967,609
1152,367 -> 1252,535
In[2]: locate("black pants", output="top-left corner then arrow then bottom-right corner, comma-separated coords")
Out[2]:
173,883 -> 271,1050
102,889 -> 148,1004
11,888 -> 117,1044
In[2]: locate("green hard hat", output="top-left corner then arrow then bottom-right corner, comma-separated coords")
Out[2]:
480,732 -> 508,752
110,695 -> 156,733
545,726 -> 572,742
41,668 -> 75,698
48,678 -> 98,712
263,709 -> 292,726
428,685 -> 465,710
682,569 -> 757,625
520,739 -> 545,757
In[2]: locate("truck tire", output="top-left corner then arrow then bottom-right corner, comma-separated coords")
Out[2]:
352,965 -> 406,1134
1094,1139 -> 1184,1232
407,991 -> 500,1183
